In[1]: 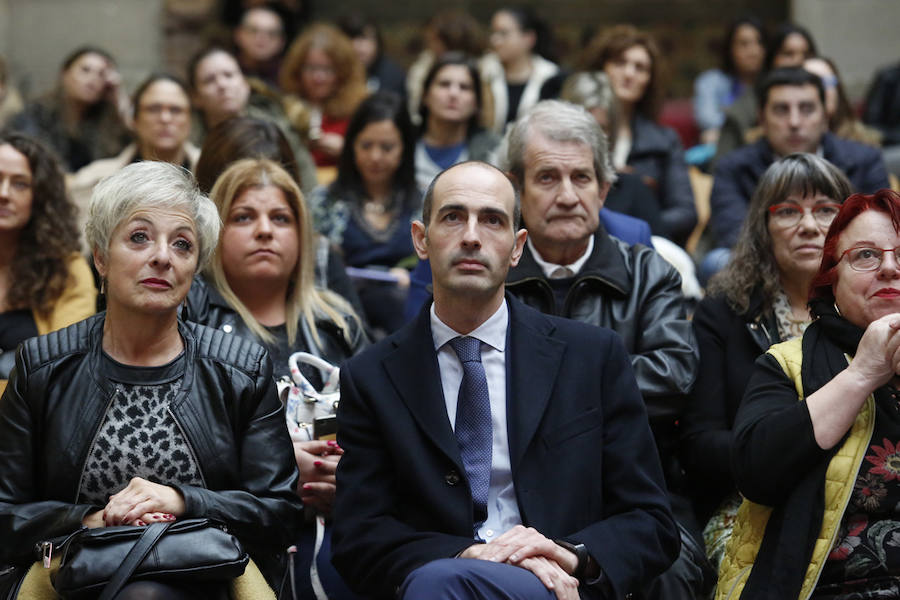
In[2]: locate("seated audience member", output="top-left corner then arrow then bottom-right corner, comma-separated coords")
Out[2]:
809,57 -> 883,144
310,92 -> 419,336
233,4 -> 287,89
186,45 -> 317,194
279,23 -> 369,168
405,9 -> 489,127
0,132 -> 96,395
483,6 -> 560,133
803,57 -> 881,148
332,160 -> 679,600
583,25 -> 697,245
68,74 -> 198,238
500,100 -> 710,598
560,73 -> 702,299
707,67 -> 890,277
193,116 -> 364,318
682,154 -> 852,569
561,71 -> 664,233
184,158 -> 366,600
11,46 -> 129,171
864,61 -> 900,175
0,161 -> 302,597
717,189 -> 900,598
693,16 -> 766,147
0,55 -> 24,129
715,22 -> 818,162
337,13 -> 407,99
415,52 -> 500,190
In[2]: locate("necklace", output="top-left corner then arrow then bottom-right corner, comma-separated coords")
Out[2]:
363,200 -> 390,216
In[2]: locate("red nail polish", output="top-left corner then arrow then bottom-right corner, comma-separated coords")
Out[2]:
327,440 -> 338,447
302,484 -> 311,490
314,460 -> 322,467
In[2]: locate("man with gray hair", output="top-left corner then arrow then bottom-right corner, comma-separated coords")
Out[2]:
503,100 -> 711,598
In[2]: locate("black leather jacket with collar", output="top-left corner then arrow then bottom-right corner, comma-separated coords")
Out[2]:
181,279 -> 368,374
505,225 -> 698,433
0,314 -> 303,591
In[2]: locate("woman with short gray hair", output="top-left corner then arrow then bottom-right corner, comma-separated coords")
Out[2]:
0,161 -> 302,598
681,153 -> 853,569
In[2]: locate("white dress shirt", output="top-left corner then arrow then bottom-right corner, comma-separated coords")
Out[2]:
528,235 -> 594,279
430,299 -> 521,541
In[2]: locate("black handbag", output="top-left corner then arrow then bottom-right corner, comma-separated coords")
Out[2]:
51,518 -> 249,600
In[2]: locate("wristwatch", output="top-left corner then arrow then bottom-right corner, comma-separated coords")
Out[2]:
554,539 -> 589,580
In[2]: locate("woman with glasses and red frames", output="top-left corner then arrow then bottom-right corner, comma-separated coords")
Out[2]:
716,188 -> 900,598
681,153 -> 852,572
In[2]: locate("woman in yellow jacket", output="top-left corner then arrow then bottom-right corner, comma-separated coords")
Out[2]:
0,132 -> 95,395
720,189 -> 900,599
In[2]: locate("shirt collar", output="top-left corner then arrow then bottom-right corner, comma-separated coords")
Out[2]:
527,236 -> 594,279
430,298 -> 508,353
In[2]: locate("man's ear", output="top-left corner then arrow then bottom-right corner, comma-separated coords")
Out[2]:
598,180 -> 611,210
411,220 -> 429,260
505,170 -> 520,192
509,228 -> 528,268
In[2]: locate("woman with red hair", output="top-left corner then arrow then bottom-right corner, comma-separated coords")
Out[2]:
280,23 -> 369,168
719,189 -> 900,598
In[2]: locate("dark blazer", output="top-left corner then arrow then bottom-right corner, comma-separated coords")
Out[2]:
679,291 -> 778,523
710,133 -> 891,248
331,296 -> 679,599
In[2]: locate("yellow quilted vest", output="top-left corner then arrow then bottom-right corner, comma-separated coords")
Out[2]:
715,337 -> 875,600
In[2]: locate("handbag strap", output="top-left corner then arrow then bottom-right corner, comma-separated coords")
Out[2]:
97,522 -> 172,600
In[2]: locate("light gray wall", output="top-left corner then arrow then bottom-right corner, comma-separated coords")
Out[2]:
3,0 -> 164,100
794,0 -> 900,100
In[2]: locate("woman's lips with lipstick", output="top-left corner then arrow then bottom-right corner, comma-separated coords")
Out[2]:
874,288 -> 900,298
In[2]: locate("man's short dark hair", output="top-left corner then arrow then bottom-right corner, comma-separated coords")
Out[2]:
756,67 -> 826,109
421,161 -> 521,230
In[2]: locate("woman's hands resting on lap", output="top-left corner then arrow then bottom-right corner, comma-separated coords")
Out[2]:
294,439 -> 343,515
82,477 -> 186,528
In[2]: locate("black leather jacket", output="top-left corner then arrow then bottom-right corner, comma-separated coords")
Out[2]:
506,227 -> 698,435
0,314 -> 303,592
181,279 -> 368,377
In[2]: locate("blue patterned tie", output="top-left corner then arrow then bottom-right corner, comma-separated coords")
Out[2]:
448,336 -> 492,524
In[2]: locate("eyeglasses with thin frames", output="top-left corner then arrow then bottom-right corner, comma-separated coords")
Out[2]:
839,246 -> 900,272
767,202 -> 842,229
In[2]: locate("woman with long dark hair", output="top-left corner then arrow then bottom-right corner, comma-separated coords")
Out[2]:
311,92 -> 420,335
0,131 -> 96,395
11,46 -> 129,171
693,17 -> 766,146
683,154 -> 852,569
415,52 -> 500,191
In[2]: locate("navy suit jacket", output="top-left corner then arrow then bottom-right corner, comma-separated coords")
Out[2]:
332,295 -> 678,599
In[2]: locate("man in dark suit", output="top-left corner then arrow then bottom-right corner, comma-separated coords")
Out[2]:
332,160 -> 678,600
709,67 -> 890,250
